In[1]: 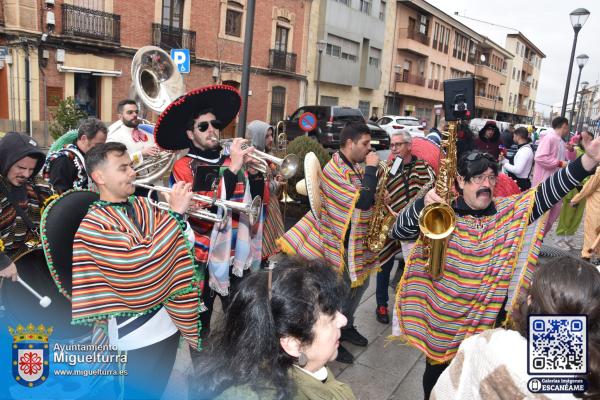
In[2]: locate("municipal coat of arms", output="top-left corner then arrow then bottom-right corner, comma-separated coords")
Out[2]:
9,323 -> 52,387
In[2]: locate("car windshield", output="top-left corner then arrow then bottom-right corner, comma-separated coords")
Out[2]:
334,108 -> 365,123
396,119 -> 420,126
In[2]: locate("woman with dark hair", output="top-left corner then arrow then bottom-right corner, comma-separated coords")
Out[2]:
194,256 -> 356,400
432,256 -> 600,399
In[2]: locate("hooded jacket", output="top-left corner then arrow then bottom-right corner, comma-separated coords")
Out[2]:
475,122 -> 501,160
0,132 -> 46,178
246,120 -> 273,152
0,132 -> 49,270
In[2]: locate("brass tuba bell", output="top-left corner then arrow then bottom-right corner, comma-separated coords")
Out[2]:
130,46 -> 185,184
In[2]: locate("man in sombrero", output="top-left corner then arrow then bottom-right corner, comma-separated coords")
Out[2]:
155,85 -> 265,340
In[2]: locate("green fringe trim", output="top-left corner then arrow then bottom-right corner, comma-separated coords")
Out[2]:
40,189 -> 97,301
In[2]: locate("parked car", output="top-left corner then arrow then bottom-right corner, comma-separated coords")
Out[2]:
376,115 -> 425,138
283,106 -> 390,150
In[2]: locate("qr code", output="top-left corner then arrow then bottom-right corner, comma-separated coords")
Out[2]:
528,315 -> 587,375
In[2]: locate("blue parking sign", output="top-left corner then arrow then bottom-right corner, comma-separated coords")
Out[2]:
170,49 -> 190,74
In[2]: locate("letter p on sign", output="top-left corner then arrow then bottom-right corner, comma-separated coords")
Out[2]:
170,49 -> 190,74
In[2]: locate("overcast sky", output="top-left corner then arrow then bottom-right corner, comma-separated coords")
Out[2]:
427,0 -> 600,117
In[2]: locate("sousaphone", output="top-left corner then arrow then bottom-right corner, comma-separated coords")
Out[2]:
130,46 -> 186,184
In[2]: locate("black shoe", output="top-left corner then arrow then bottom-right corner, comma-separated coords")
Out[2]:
335,344 -> 354,364
376,305 -> 390,324
341,326 -> 368,347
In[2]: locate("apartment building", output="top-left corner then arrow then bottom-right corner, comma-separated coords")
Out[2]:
304,0 -> 389,118
0,0 -> 310,143
502,32 -> 545,123
388,0 -> 512,127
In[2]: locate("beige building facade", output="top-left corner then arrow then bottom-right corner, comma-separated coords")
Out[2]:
388,0 -> 512,127
502,32 -> 545,123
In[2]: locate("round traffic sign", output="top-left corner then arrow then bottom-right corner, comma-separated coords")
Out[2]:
299,112 -> 318,132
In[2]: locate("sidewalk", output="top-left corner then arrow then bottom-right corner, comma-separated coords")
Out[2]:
163,221 -> 586,400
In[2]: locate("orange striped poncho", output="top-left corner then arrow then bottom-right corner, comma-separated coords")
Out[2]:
392,190 -> 546,363
72,196 -> 203,350
278,152 -> 379,287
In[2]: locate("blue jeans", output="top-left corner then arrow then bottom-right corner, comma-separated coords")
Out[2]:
375,256 -> 404,307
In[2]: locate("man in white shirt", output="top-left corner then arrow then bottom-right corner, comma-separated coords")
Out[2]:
107,99 -> 161,166
500,127 -> 534,191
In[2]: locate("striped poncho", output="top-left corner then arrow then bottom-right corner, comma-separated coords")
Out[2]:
72,196 -> 202,350
393,190 -> 544,363
278,152 -> 379,286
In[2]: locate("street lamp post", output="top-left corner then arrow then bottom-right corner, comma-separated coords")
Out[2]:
315,40 -> 327,105
574,81 -> 589,133
561,8 -> 590,117
569,54 -> 589,131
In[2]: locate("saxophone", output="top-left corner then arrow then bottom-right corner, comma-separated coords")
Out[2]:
366,161 -> 396,253
418,121 -> 458,279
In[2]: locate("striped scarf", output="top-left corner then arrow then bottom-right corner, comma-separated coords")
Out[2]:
392,190 -> 544,362
72,196 -> 203,350
278,153 -> 379,287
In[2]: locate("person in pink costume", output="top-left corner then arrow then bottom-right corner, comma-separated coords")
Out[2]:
532,116 -> 576,234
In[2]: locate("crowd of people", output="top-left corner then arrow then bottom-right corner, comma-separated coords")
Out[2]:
0,83 -> 599,400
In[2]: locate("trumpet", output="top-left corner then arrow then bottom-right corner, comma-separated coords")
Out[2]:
218,139 -> 299,180
134,182 -> 262,226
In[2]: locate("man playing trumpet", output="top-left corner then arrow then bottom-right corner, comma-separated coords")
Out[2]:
155,85 -> 265,339
72,142 -> 201,399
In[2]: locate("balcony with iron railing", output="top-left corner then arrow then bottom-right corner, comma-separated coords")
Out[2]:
61,4 -> 120,44
396,72 -> 425,86
407,29 -> 430,45
519,80 -> 531,97
269,49 -> 297,73
152,23 -> 196,58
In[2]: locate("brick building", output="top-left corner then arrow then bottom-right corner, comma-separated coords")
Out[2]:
0,0 -> 310,144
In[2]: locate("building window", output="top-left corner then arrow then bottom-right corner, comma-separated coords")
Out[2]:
418,15 -> 428,35
379,0 -> 386,20
359,0 -> 371,15
162,0 -> 183,29
326,34 -> 358,63
369,47 -> 381,68
432,22 -> 439,49
516,42 -> 520,55
334,0 -> 350,4
320,96 -> 339,106
270,86 -> 286,124
274,25 -> 289,52
358,101 -> 370,118
225,1 -> 243,37
74,0 -> 105,10
512,67 -> 516,79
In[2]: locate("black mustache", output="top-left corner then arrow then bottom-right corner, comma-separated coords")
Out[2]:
476,188 -> 492,197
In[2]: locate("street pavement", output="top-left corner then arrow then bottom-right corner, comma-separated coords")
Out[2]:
162,180 -> 587,400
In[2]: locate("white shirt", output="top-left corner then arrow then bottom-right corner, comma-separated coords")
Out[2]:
107,121 -> 156,167
502,144 -> 534,179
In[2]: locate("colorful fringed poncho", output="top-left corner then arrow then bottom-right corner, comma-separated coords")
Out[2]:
278,152 -> 379,287
72,196 -> 203,350
392,190 -> 546,363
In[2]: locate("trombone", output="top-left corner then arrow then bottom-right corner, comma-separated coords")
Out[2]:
134,182 -> 262,226
219,139 -> 299,179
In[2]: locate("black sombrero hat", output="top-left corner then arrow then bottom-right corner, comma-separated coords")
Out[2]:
155,84 -> 242,150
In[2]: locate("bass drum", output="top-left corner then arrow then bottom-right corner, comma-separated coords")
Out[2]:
0,248 -> 90,340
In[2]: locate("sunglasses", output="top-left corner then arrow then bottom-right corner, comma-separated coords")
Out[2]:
196,120 -> 223,132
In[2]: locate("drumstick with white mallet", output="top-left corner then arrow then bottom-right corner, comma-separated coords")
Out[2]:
16,276 -> 52,308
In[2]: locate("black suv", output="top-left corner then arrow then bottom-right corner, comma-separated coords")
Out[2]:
283,106 -> 390,150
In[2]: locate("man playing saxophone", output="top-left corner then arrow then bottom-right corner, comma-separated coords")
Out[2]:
371,131 -> 435,324
389,138 -> 600,399
278,122 -> 379,364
